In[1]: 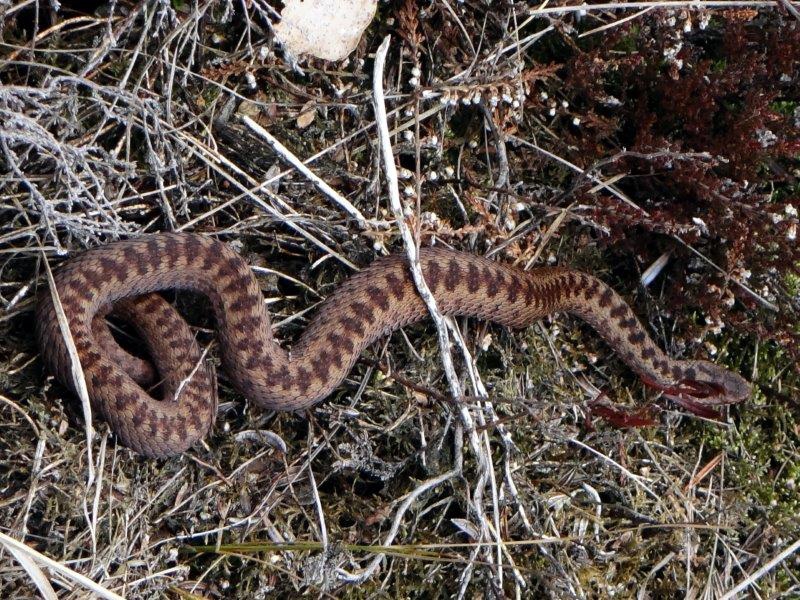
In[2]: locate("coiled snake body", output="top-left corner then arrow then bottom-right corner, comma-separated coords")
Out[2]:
36,233 -> 751,457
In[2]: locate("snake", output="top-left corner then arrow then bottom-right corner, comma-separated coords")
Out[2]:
35,233 -> 751,458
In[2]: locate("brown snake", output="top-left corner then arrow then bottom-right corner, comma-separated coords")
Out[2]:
36,233 -> 751,457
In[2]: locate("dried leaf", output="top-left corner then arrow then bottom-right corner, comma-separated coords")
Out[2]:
296,100 -> 317,129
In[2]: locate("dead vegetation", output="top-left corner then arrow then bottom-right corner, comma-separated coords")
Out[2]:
0,1 -> 798,598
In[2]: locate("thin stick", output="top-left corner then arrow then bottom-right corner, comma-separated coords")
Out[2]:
336,33 -> 470,585
527,1 -> 788,17
720,538 -> 800,599
372,35 -> 463,403
372,34 -> 515,591
241,115 -> 370,229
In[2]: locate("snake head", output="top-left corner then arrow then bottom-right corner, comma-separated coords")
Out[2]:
658,360 -> 751,416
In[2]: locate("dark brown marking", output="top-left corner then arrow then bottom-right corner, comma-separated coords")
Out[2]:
96,363 -> 114,382
506,277 -> 522,303
81,350 -> 102,371
609,304 -> 628,319
230,294 -> 260,313
185,235 -> 204,259
426,260 -> 442,290
327,332 -> 355,355
124,246 -> 149,277
232,314 -> 262,334
175,414 -> 187,434
467,263 -> 480,293
544,281 -> 555,308
584,278 -> 600,299
146,237 -> 162,268
294,367 -> 311,393
313,353 -> 331,380
201,249 -> 218,272
444,259 -> 461,290
132,408 -> 146,429
236,336 -> 254,354
598,288 -> 614,308
628,331 -> 646,345
215,255 -> 242,281
97,256 -> 120,282
163,235 -> 180,269
484,266 -> 500,298
220,272 -> 248,296
340,316 -> 362,336
274,370 -> 291,391
567,272 -> 577,289
350,301 -> 375,325
384,272 -> 406,301
523,279 -> 535,305
366,285 -> 389,311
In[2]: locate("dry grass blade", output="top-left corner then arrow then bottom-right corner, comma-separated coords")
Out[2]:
0,532 -> 123,600
40,255 -> 95,484
3,541 -> 57,600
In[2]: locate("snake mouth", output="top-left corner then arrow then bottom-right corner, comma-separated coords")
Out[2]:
659,380 -> 732,418
640,368 -> 751,419
664,378 -> 726,401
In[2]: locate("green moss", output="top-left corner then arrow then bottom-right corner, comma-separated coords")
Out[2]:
613,26 -> 640,54
770,100 -> 798,116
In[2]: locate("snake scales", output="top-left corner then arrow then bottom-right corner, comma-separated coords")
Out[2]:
36,233 -> 751,457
